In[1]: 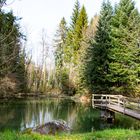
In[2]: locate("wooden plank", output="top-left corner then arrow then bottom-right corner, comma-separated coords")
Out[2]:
107,104 -> 140,120
92,94 -> 140,120
92,94 -> 123,98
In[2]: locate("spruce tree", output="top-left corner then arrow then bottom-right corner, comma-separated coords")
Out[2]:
69,5 -> 88,65
83,1 -> 113,93
54,17 -> 67,68
64,0 -> 80,64
74,5 -> 88,51
16,48 -> 27,92
70,0 -> 80,30
0,7 -> 27,93
109,0 -> 140,94
0,11 -> 21,76
54,17 -> 68,90
70,5 -> 88,93
79,15 -> 99,93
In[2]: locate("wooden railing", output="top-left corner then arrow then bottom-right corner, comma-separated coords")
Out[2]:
92,94 -> 140,114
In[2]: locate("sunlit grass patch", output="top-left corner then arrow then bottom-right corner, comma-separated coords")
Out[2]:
0,129 -> 140,140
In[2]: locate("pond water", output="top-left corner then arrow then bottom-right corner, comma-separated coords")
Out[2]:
0,98 -> 140,133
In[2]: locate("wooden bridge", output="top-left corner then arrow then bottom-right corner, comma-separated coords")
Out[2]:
92,94 -> 140,120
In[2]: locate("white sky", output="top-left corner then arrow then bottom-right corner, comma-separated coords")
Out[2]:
3,0 -> 140,65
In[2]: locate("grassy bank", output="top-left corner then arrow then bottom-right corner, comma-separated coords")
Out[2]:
0,129 -> 140,140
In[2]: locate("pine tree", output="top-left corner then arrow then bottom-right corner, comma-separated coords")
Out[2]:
83,1 -> 113,93
109,0 -> 140,94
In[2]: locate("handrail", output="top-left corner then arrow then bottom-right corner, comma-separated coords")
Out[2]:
92,94 -> 140,113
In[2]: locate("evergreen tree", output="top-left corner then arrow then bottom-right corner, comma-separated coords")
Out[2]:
0,11 -> 21,76
78,15 -> 99,93
64,0 -> 80,64
74,5 -> 88,51
70,0 -> 80,30
16,48 -> 27,92
54,17 -> 68,90
109,0 -> 140,94
83,1 -> 113,93
0,7 -> 27,94
68,5 -> 88,64
63,3 -> 88,94
54,17 -> 67,68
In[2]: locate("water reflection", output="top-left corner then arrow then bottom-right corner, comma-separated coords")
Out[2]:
0,98 -> 140,133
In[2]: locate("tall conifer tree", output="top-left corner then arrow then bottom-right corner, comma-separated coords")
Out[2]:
70,0 -> 80,30
83,1 -> 113,93
74,6 -> 88,51
54,17 -> 68,90
0,5 -> 27,93
64,0 -> 80,63
54,17 -> 67,68
109,0 -> 140,94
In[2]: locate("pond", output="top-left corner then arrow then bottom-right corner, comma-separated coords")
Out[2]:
0,98 -> 140,133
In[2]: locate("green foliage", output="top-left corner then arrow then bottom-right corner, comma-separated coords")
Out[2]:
64,1 -> 88,65
1,129 -> 140,140
16,48 -> 28,92
54,3 -> 88,94
55,68 -> 69,92
0,6 -> 27,94
81,0 -> 140,95
70,0 -> 80,30
82,1 -> 113,93
77,15 -> 99,94
74,6 -> 88,51
64,0 -> 80,64
47,73 -> 55,89
57,3 -> 89,94
108,0 -> 140,95
54,17 -> 67,68
54,18 -> 70,92
0,11 -> 20,76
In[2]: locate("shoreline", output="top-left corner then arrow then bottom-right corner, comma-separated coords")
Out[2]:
0,92 -> 91,104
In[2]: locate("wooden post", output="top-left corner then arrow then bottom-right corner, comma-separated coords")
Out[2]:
123,98 -> 125,114
106,95 -> 107,107
101,96 -> 103,106
118,96 -> 120,106
92,94 -> 95,108
138,98 -> 140,109
108,96 -> 110,105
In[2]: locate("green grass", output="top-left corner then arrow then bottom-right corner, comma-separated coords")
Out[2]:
0,129 -> 140,140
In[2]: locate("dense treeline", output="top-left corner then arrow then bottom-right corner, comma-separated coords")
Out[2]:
0,0 -> 55,96
54,0 -> 140,96
1,0 -> 140,97
0,1 -> 51,96
0,0 -> 28,96
54,0 -> 90,95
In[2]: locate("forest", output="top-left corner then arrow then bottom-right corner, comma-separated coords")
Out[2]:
0,0 -> 140,98
1,0 -> 140,139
